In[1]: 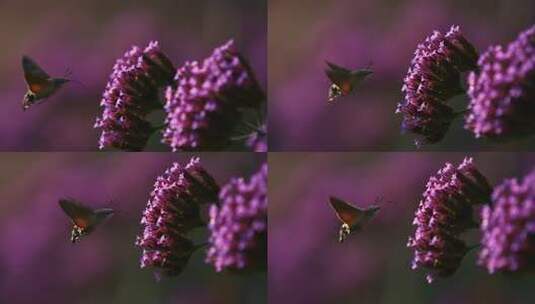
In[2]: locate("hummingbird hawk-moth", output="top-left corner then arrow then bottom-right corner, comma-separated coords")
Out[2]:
59,198 -> 114,243
325,61 -> 373,104
328,196 -> 380,242
21,55 -> 69,111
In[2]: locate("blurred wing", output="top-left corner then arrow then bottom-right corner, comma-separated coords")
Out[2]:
329,196 -> 364,226
326,61 -> 350,74
349,69 -> 373,87
94,208 -> 115,224
59,199 -> 94,229
22,56 -> 51,94
325,61 -> 350,86
364,206 -> 381,222
351,69 -> 373,77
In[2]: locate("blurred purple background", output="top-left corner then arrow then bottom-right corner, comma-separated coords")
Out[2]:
268,0 -> 535,151
0,0 -> 266,151
0,152 -> 266,303
269,152 -> 535,304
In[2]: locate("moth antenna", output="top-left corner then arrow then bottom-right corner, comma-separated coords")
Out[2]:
104,198 -> 138,218
105,198 -> 120,212
63,68 -> 87,89
71,79 -> 87,88
64,68 -> 73,78
374,195 -> 394,206
374,195 -> 382,204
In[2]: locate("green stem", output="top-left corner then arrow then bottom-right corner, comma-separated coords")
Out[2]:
151,124 -> 166,133
193,242 -> 209,251
467,243 -> 481,253
455,109 -> 469,116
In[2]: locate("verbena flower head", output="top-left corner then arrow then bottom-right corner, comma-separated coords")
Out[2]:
246,124 -> 267,152
138,234 -> 196,277
95,41 -> 175,151
206,163 -> 267,272
465,25 -> 535,139
163,40 -> 265,151
397,26 -> 478,145
408,157 -> 492,283
479,169 -> 535,274
136,157 -> 219,276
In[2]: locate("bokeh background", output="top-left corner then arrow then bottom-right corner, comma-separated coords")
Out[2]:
0,153 -> 266,304
269,0 -> 535,151
269,152 -> 535,304
0,0 -> 266,151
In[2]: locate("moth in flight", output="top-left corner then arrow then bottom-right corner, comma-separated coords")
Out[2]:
325,61 -> 373,104
21,55 -> 69,111
59,198 -> 114,243
328,196 -> 380,242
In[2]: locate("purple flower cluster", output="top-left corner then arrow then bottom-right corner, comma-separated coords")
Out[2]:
246,124 -> 267,152
136,157 -> 220,276
407,157 -> 492,283
206,163 -> 267,272
465,25 -> 535,139
95,41 -> 175,151
479,169 -> 535,274
163,40 -> 265,151
397,26 -> 478,145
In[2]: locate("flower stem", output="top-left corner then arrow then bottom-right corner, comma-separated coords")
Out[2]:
151,124 -> 166,133
455,109 -> 469,116
194,242 -> 209,251
467,243 -> 481,253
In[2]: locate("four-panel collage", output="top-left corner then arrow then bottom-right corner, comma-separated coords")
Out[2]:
0,0 -> 534,303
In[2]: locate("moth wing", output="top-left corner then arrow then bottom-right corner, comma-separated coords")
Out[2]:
351,68 -> 373,76
350,69 -> 373,87
22,56 -> 50,80
326,61 -> 350,74
325,61 -> 350,86
94,208 -> 115,223
22,56 -> 52,94
329,196 -> 364,226
59,198 -> 94,229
